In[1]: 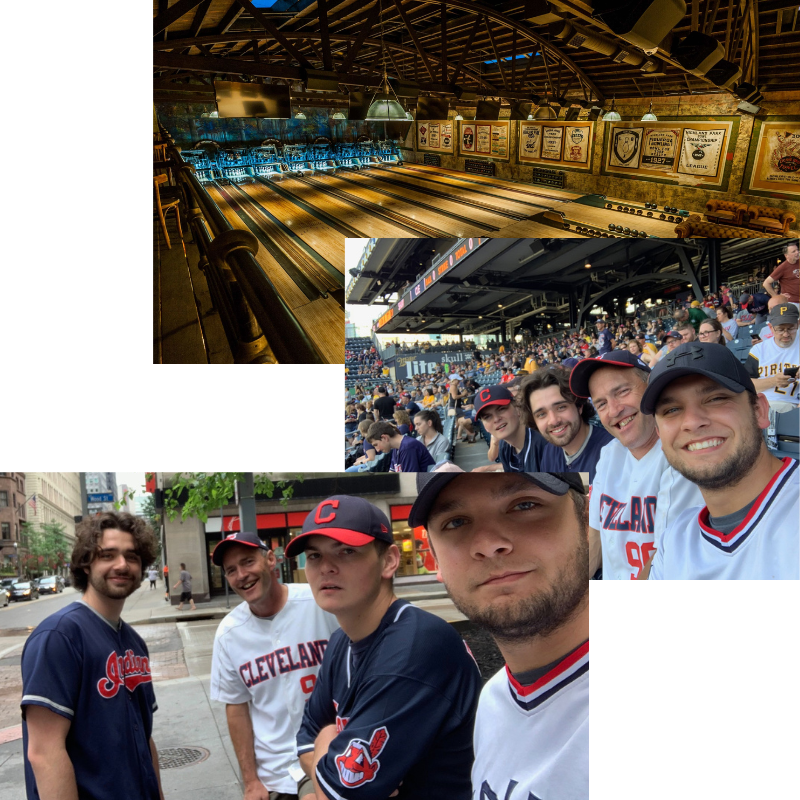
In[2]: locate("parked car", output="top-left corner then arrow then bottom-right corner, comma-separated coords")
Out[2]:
1,578 -> 16,606
38,575 -> 65,594
10,581 -> 39,602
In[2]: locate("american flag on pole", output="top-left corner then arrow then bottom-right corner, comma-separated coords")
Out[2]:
27,495 -> 37,513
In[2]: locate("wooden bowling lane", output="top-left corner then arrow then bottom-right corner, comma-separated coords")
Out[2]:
349,168 -> 539,219
301,173 -> 492,238
560,201 -> 680,237
398,164 -> 583,202
235,180 -> 346,278
205,184 -> 343,363
493,218 -> 585,238
271,175 -> 427,238
339,170 -> 519,229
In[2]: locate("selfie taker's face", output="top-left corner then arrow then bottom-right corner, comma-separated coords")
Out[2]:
425,475 -> 588,640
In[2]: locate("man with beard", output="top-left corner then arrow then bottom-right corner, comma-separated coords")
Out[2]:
408,472 -> 589,800
641,342 -> 798,579
21,513 -> 165,800
570,350 -> 703,579
521,366 -> 613,482
210,532 -> 339,800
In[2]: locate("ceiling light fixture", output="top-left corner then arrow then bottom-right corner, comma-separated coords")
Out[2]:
602,96 -> 621,122
365,0 -> 407,123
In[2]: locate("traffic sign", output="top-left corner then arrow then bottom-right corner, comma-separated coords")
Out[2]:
87,492 -> 114,503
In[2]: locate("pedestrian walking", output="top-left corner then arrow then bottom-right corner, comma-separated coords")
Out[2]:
148,566 -> 158,590
21,512 -> 165,800
163,564 -> 169,602
173,562 -> 196,610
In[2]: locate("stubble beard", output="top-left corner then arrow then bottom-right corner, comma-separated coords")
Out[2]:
444,532 -> 589,642
666,410 -> 764,491
90,569 -> 139,601
542,416 -> 582,449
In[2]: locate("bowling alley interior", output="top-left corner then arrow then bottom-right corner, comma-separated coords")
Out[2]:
153,0 -> 799,363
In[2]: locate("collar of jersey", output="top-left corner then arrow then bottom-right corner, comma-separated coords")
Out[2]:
505,640 -> 589,712
698,457 -> 797,553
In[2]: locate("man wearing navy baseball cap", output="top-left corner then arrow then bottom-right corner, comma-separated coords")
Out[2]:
210,530 -> 339,800
471,384 -> 545,473
640,341 -> 798,580
293,495 -> 480,800
409,472 -> 589,800
569,350 -> 703,580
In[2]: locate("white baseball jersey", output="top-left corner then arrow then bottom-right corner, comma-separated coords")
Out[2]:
472,642 -> 589,800
211,584 -> 340,793
747,335 -> 799,406
589,437 -> 704,580
649,457 -> 799,580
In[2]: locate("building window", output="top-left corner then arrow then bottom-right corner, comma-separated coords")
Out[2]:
1,523 -> 9,538
0,492 -> 7,507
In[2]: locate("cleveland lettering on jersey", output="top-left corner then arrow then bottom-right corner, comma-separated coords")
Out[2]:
598,494 -> 656,532
238,639 -> 330,688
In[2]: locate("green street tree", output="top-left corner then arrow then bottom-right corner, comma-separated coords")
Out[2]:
20,522 -> 69,577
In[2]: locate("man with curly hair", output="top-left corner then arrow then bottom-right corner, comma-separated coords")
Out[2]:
21,512 -> 165,800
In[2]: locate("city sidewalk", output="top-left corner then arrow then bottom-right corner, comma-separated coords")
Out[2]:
0,579 -> 463,799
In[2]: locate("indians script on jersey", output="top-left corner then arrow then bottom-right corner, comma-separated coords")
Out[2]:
97,649 -> 153,697
598,494 -> 656,533
238,639 -> 330,687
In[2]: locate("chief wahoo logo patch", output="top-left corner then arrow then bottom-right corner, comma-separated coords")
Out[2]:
335,726 -> 390,787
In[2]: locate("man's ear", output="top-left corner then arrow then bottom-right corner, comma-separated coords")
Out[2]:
381,544 -> 401,580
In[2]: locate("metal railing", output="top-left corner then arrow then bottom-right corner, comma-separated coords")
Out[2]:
160,135 -> 326,364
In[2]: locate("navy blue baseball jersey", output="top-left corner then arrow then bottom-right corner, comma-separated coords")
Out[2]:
297,600 -> 481,800
499,426 -> 545,472
538,422 -> 614,483
21,602 -> 160,800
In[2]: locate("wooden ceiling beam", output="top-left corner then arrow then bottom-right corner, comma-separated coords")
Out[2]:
450,15 -> 481,84
341,3 -> 381,73
189,0 -> 214,39
485,17 -> 509,90
393,0 -> 438,83
318,0 -> 334,71
216,2 -> 244,36
153,0 -> 205,37
235,0 -> 312,68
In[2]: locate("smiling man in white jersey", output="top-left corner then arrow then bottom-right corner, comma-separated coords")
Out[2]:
641,342 -> 799,579
570,350 -> 703,579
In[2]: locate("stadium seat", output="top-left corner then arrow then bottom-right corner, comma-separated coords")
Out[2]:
773,409 -> 800,459
725,338 -> 752,364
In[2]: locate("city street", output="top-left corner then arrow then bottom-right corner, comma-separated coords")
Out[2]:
0,579 -> 473,799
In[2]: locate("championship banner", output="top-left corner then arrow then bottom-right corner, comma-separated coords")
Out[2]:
641,128 -> 679,171
519,123 -> 542,159
476,124 -> 491,154
429,123 -> 440,148
677,128 -> 726,176
743,119 -> 800,198
563,126 -> 589,163
609,128 -> 643,169
541,126 -> 564,160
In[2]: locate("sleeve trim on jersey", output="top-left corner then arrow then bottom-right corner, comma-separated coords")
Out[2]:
21,695 -> 74,718
297,743 -> 315,753
393,603 -> 412,623
316,767 -> 347,800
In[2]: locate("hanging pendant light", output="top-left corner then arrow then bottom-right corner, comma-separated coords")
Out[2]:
332,111 -> 346,120
527,113 -> 535,120
365,0 -> 407,121
602,96 -> 621,122
294,111 -> 307,120
641,102 -> 657,122
454,112 -> 463,120
532,85 -> 558,120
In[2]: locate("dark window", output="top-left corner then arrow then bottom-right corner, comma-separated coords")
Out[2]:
0,492 -> 7,507
1,523 -> 9,538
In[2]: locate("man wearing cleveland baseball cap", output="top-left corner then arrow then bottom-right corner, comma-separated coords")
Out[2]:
639,341 -> 798,580
471,384 -> 545,473
409,472 -> 589,800
293,495 -> 480,800
569,349 -> 702,580
210,530 -> 339,800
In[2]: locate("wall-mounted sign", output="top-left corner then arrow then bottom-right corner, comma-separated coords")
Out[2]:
517,121 -> 593,171
457,120 -> 510,161
417,120 -> 454,153
743,118 -> 800,198
602,118 -> 736,189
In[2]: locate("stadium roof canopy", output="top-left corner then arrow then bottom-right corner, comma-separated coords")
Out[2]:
347,237 -> 788,337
